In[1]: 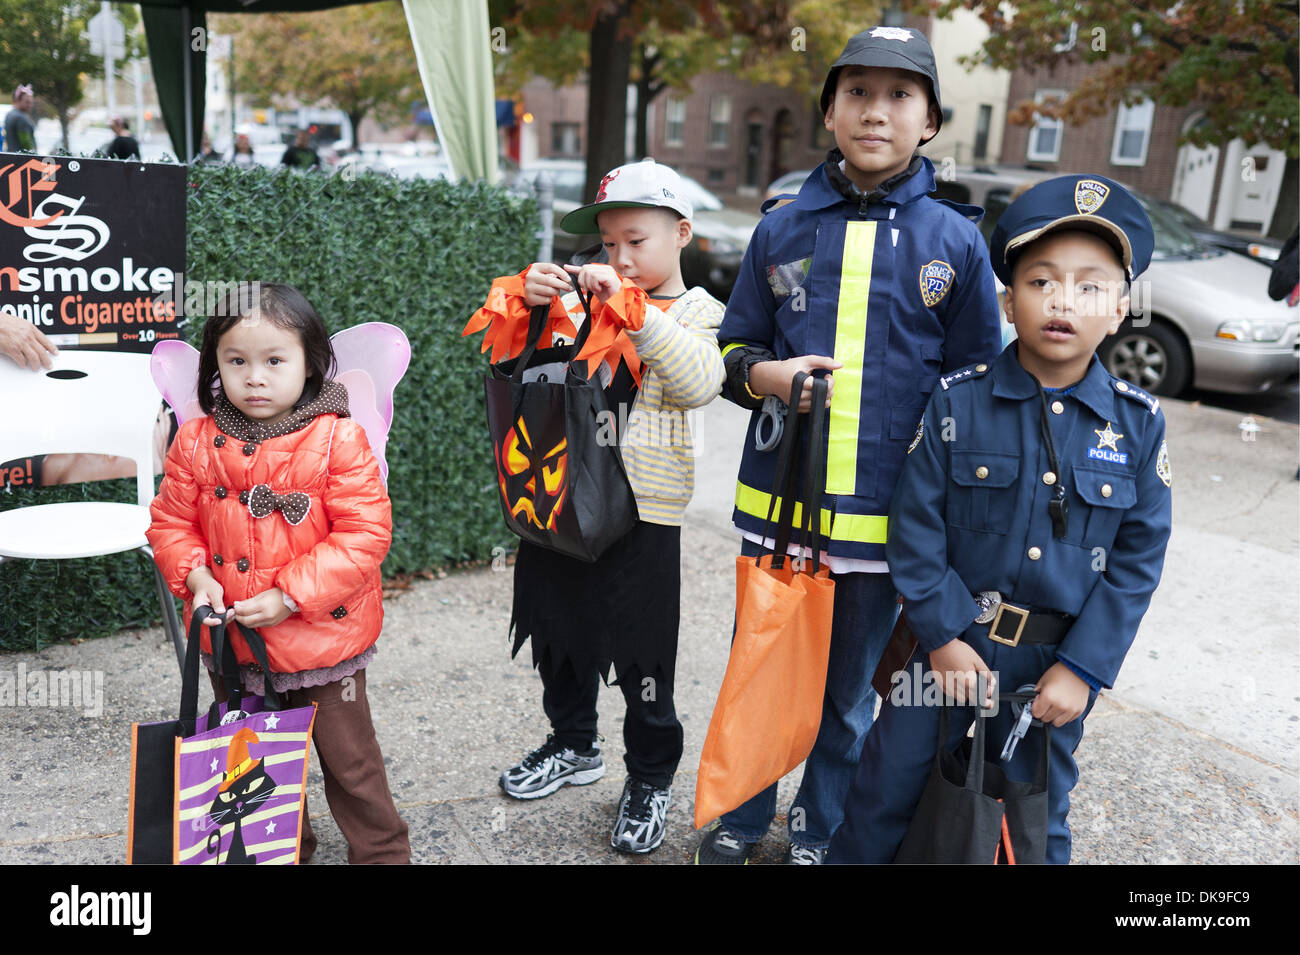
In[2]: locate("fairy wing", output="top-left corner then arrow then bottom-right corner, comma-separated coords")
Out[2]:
330,322 -> 411,484
150,339 -> 203,425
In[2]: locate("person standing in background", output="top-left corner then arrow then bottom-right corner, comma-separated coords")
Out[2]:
4,84 -> 37,152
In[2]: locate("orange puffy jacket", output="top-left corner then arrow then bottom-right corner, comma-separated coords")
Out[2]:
147,413 -> 391,672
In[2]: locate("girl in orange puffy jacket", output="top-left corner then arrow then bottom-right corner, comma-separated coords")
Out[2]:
147,284 -> 409,864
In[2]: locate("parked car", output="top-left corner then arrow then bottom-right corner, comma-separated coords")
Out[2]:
765,168 -> 813,201
522,158 -> 759,300
954,166 -> 1297,396
1154,199 -> 1282,262
334,145 -> 451,181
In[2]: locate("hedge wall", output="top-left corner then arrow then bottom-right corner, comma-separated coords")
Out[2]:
0,163 -> 538,651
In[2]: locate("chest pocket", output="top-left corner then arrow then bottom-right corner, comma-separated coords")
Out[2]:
1072,465 -> 1136,548
947,449 -> 1019,534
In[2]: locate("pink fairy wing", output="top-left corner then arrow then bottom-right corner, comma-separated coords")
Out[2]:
150,339 -> 204,425
330,323 -> 411,484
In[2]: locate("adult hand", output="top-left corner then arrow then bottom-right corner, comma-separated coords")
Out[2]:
0,310 -> 58,370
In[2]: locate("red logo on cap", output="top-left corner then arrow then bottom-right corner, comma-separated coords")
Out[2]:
595,169 -> 620,202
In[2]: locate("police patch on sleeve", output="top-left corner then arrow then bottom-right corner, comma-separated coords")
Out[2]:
1156,439 -> 1171,487
919,260 -> 955,307
908,419 -> 924,453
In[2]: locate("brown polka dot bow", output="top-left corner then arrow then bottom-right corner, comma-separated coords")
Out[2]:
247,484 -> 311,526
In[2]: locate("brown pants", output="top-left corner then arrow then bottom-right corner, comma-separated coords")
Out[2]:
211,667 -> 410,864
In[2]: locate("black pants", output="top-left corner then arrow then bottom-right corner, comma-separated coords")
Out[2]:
540,652 -> 683,790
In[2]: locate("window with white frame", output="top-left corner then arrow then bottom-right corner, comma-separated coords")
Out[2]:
1026,90 -> 1064,162
1111,97 -> 1154,166
708,95 -> 731,148
664,97 -> 686,146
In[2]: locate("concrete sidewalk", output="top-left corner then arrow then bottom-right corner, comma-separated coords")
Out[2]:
0,396 -> 1296,864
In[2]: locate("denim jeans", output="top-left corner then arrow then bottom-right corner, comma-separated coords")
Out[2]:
719,538 -> 900,847
829,629 -> 1097,865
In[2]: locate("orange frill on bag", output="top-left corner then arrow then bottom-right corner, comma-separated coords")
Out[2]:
574,278 -> 647,387
462,269 -> 577,365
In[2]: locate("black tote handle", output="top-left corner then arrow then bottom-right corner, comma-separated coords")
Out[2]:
939,690 -> 1052,793
510,273 -> 596,382
762,372 -> 808,564
793,377 -> 830,575
177,608 -> 213,737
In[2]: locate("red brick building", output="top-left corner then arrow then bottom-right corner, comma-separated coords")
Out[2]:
998,59 -> 1294,237
520,74 -> 831,202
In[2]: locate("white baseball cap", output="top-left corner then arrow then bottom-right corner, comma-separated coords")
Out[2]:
560,158 -> 693,235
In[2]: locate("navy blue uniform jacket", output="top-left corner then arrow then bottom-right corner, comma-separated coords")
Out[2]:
719,156 -> 1002,562
888,345 -> 1173,687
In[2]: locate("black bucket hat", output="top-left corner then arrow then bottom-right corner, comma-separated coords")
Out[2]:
820,26 -> 942,140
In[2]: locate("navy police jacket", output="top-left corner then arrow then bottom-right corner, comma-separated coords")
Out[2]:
888,345 -> 1173,688
719,155 -> 1002,561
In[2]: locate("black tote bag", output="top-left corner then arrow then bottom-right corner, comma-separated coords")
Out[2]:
894,691 -> 1051,865
127,611 -> 288,864
484,282 -> 639,562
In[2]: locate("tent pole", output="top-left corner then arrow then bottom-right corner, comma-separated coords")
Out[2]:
181,3 -> 195,162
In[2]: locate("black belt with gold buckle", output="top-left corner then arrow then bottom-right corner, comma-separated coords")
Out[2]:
974,591 -> 1074,647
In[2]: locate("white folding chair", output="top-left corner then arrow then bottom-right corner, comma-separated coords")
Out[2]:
0,351 -> 185,666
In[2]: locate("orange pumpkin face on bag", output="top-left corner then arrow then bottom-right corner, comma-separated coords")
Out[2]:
496,415 -> 569,531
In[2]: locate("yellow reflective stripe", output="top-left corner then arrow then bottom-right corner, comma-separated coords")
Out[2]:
826,220 -> 876,494
720,341 -> 747,359
734,481 -> 888,545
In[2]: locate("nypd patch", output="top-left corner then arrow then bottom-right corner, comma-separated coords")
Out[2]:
1074,179 -> 1110,215
908,419 -> 924,453
919,260 -> 955,308
1156,439 -> 1171,487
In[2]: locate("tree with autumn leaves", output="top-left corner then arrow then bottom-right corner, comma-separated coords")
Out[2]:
211,1 -> 421,149
491,1 -> 875,204
930,0 -> 1297,156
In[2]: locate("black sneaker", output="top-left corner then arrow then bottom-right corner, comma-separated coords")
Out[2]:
610,777 -> 670,854
785,843 -> 827,865
499,735 -> 605,799
693,822 -> 755,864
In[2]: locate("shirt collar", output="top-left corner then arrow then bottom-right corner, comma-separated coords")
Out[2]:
990,344 -> 1118,420
791,152 -> 935,212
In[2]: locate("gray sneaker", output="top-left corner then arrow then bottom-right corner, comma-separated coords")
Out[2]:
785,843 -> 827,865
610,777 -> 670,854
499,735 -> 605,799
693,822 -> 755,864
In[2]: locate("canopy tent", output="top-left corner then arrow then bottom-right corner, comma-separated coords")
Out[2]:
132,0 -> 498,183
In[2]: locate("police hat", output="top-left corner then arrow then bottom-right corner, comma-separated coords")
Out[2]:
820,26 -> 942,140
989,175 -> 1155,285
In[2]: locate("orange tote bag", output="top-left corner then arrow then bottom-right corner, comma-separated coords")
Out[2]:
695,374 -> 834,828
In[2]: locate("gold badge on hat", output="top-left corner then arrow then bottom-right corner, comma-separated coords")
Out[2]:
919,259 -> 955,308
1074,179 -> 1110,215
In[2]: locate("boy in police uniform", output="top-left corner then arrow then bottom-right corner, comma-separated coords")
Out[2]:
828,175 -> 1173,864
696,26 -> 1002,864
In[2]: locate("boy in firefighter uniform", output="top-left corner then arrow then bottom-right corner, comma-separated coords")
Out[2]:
696,25 -> 1003,864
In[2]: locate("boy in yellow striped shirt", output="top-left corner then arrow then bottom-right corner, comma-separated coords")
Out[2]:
500,158 -> 725,854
